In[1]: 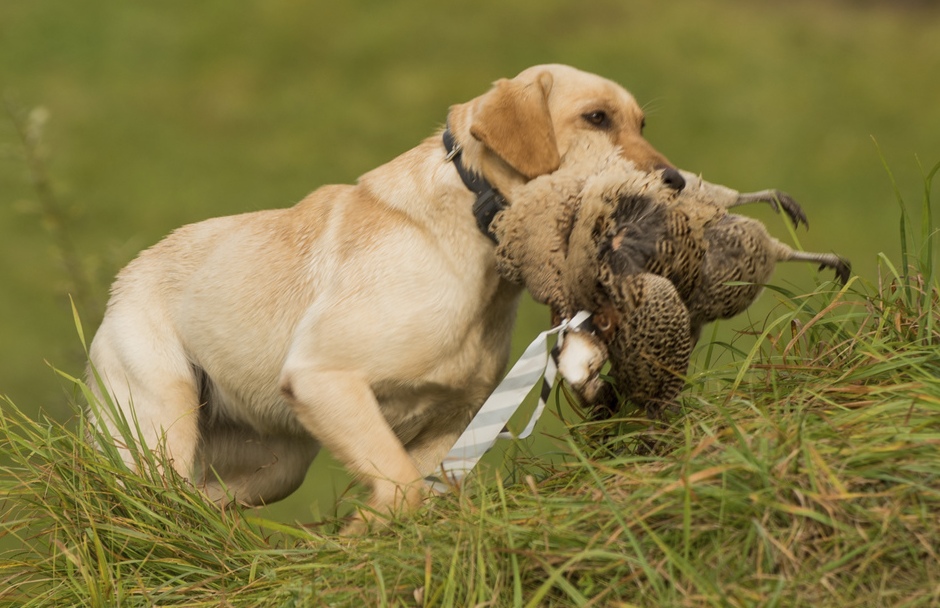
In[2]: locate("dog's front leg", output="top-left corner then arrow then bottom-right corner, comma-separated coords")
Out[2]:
279,367 -> 425,534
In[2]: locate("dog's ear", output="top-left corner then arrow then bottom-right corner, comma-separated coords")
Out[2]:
470,72 -> 560,180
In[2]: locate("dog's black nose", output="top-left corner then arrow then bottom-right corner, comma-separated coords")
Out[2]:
660,167 -> 686,192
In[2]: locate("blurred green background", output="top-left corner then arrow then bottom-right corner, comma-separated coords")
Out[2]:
1,0 -> 938,521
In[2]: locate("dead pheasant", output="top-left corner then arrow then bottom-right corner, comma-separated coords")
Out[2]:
606,170 -> 850,343
492,155 -> 850,417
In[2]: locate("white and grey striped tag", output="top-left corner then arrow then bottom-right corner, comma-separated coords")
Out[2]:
427,311 -> 592,492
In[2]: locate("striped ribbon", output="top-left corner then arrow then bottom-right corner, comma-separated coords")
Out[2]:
427,311 -> 592,492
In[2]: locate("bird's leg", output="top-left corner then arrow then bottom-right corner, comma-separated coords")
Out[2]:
729,190 -> 809,229
786,250 -> 852,284
771,239 -> 851,284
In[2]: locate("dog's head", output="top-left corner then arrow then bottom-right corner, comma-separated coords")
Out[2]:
447,64 -> 684,193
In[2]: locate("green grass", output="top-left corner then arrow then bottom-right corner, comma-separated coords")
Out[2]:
1,167 -> 937,606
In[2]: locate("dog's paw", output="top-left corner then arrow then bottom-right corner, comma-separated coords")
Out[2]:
339,514 -> 372,536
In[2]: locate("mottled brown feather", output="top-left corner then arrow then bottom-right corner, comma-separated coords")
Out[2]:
494,156 -> 850,417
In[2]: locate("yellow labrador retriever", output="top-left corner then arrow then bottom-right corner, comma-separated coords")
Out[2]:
88,64 -> 684,528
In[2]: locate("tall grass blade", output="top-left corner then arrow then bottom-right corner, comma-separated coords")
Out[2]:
873,138 -> 911,301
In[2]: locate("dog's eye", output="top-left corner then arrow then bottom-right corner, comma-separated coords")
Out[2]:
583,110 -> 611,129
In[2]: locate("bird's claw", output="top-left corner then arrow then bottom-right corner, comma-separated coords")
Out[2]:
821,257 -> 852,285
736,189 -> 809,229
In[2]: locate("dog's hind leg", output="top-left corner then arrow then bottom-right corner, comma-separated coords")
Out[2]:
87,315 -> 202,482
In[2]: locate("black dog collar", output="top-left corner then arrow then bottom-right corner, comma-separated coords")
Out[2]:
442,127 -> 506,243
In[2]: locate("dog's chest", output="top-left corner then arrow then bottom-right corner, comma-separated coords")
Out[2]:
372,279 -> 523,444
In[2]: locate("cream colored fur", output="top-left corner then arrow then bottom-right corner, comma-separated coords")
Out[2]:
87,64 -> 679,532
